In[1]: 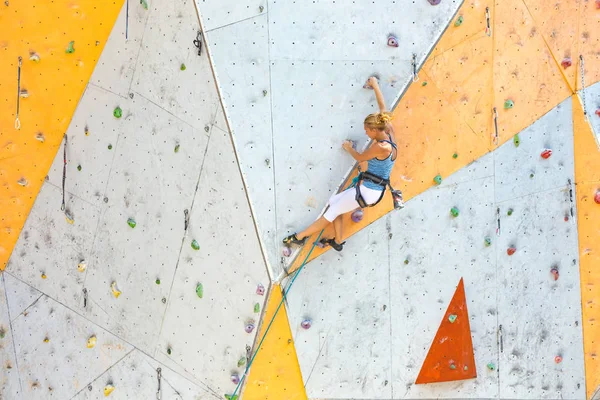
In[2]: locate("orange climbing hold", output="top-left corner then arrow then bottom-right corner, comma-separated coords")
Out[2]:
415,278 -> 476,384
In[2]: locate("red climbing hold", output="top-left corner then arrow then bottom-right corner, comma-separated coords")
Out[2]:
507,247 -> 516,256
540,149 -> 552,159
551,267 -> 559,281
555,355 -> 563,364
596,0 -> 600,9
594,190 -> 600,204
595,109 -> 600,117
416,278 -> 477,384
561,58 -> 572,69
256,284 -> 265,296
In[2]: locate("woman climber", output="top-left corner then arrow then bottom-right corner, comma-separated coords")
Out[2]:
283,76 -> 398,252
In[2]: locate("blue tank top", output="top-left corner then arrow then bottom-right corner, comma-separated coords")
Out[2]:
362,137 -> 396,190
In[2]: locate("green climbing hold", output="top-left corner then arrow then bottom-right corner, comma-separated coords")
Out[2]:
454,15 -> 464,26
0,328 -> 5,339
484,237 -> 492,247
254,303 -> 260,313
530,173 -> 534,179
450,207 -> 459,217
191,239 -> 200,250
196,283 -> 203,298
66,41 -> 75,54
77,165 -> 82,171
433,174 -> 442,185
140,0 -> 149,9
113,106 -> 122,118
108,144 -> 113,150
127,218 -> 136,228
180,63 -> 186,71
449,363 -> 456,370
487,362 -> 496,371
504,99 -> 514,109
174,144 -> 180,153
225,395 -> 239,400
507,208 -> 513,216
167,347 -> 172,355
513,134 -> 520,147
155,279 -> 161,285
404,259 -> 409,265
237,356 -> 246,367
448,314 -> 457,323
421,81 -> 428,86
452,153 -> 458,159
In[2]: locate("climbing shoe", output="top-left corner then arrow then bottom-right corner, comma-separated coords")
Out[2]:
283,233 -> 306,246
319,238 -> 345,252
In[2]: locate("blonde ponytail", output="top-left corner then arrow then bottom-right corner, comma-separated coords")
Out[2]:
364,112 -> 393,130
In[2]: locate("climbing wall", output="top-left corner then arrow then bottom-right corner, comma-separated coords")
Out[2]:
3,0 -> 270,398
198,0 -> 463,277
285,97 -> 585,399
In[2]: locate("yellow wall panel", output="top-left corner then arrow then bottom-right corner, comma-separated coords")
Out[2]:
573,98 -> 600,399
0,0 -> 123,269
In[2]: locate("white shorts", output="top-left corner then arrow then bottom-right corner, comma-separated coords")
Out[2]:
323,186 -> 383,222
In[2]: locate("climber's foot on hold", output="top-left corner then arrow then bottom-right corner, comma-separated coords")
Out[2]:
319,238 -> 345,252
283,233 -> 306,246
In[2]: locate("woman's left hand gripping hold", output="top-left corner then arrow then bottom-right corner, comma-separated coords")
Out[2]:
342,140 -> 354,153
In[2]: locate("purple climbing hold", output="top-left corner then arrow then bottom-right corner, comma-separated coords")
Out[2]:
316,241 -> 326,249
428,0 -> 441,4
301,319 -> 312,330
256,284 -> 265,296
351,209 -> 364,223
245,323 -> 255,334
282,246 -> 292,257
231,374 -> 240,384
387,34 -> 399,47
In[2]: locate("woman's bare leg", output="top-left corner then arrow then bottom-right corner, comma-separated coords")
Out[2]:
332,215 -> 344,243
297,216 -> 330,239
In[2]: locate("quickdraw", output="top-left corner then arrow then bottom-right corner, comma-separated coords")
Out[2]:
579,55 -> 587,119
61,135 -> 68,211
193,31 -> 203,56
485,7 -> 492,37
411,53 -> 419,82
15,56 -> 22,129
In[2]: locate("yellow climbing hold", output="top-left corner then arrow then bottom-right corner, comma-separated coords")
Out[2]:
104,385 -> 114,396
65,211 -> 74,224
87,335 -> 97,349
111,282 -> 121,298
41,273 -> 47,279
77,261 -> 87,272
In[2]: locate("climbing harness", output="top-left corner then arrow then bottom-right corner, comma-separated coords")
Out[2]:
15,56 -> 22,130
411,53 -> 419,82
579,55 -> 587,119
155,368 -> 162,400
485,7 -> 492,37
193,31 -> 203,56
492,107 -> 499,145
61,135 -> 68,211
227,230 -> 324,400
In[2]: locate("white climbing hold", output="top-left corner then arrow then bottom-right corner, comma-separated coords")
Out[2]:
17,177 -> 28,186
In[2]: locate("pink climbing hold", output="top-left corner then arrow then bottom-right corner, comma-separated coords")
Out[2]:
301,319 -> 312,329
427,0 -> 441,4
245,323 -> 255,333
540,149 -> 552,159
256,284 -> 265,296
561,57 -> 572,69
351,209 -> 364,223
507,247 -> 516,256
555,355 -> 563,364
387,34 -> 399,47
551,267 -> 559,281
282,246 -> 292,257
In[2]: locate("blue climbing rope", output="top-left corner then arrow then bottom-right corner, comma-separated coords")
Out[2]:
228,229 -> 324,400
